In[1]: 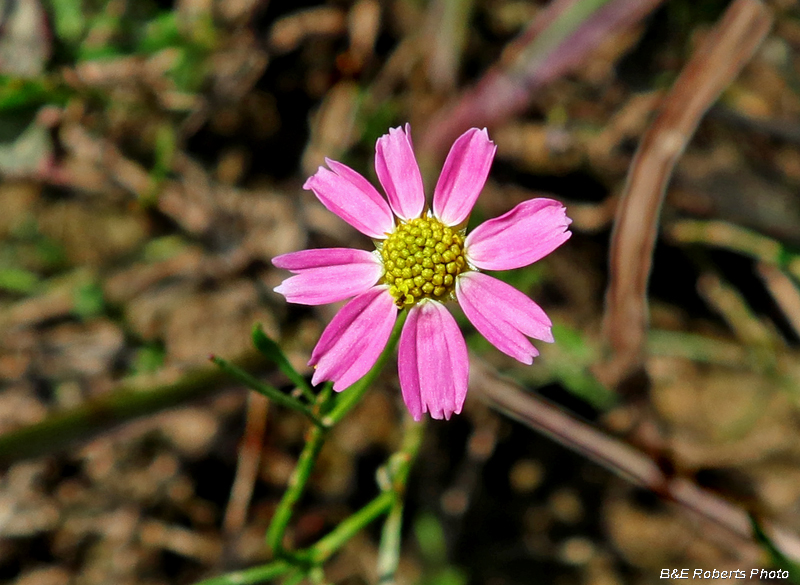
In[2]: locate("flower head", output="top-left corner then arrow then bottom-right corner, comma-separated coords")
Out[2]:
273,125 -> 571,421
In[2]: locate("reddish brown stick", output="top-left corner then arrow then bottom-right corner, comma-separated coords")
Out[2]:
418,0 -> 665,162
598,0 -> 773,390
470,357 -> 800,561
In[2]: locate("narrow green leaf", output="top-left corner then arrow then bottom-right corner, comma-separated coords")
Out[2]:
191,560 -> 292,585
211,355 -> 323,427
252,323 -> 314,399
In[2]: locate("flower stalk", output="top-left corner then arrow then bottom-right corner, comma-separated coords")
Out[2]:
378,416 -> 425,583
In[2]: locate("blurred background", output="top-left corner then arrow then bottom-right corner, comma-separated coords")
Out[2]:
1,0 -> 800,583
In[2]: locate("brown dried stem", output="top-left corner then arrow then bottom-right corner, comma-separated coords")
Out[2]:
223,393 -> 270,536
598,0 -> 773,390
469,357 -> 800,562
418,0 -> 665,162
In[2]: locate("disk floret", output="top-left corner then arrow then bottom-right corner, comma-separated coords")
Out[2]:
381,216 -> 467,307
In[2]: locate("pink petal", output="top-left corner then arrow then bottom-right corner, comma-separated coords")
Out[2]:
309,286 -> 398,391
304,159 -> 394,239
398,300 -> 469,421
456,272 -> 553,365
465,198 -> 572,270
273,248 -> 383,305
433,128 -> 496,226
374,124 -> 425,221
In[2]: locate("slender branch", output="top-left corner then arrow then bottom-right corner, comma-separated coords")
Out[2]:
266,312 -> 407,558
303,491 -> 395,565
378,417 -> 425,584
757,263 -> 800,338
667,219 -> 800,281
377,500 -> 404,584
647,330 -> 748,367
252,324 -> 316,403
200,371 -> 423,585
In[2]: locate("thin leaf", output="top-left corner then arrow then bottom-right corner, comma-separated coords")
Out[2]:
252,323 -> 314,399
211,355 -> 323,427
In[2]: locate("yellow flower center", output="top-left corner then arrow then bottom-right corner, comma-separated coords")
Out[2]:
380,216 -> 467,307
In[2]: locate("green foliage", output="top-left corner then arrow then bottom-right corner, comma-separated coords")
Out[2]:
72,281 -> 105,319
0,267 -> 40,294
142,235 -> 187,263
0,77 -> 69,112
548,323 -> 616,410
414,513 -> 468,585
252,323 -> 314,399
360,96 -> 400,149
749,515 -> 800,584
414,513 -> 448,565
421,567 -> 469,585
78,12 -> 124,60
138,12 -> 182,54
132,342 -> 166,374
211,354 -> 323,426
50,0 -> 87,45
10,217 -> 68,272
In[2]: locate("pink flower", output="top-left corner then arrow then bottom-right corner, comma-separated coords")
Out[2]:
273,125 -> 571,421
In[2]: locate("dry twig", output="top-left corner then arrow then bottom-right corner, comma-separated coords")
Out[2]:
469,357 -> 800,562
597,0 -> 773,391
418,0 -> 665,162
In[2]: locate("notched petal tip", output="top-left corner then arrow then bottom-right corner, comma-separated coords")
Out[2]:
465,198 -> 573,271
303,160 -> 394,238
375,124 -> 425,221
398,300 -> 469,422
433,127 -> 497,226
456,272 -> 552,364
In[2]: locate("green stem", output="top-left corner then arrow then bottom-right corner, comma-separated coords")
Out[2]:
192,560 -> 292,585
668,219 -> 800,279
304,491 -> 395,564
266,423 -> 328,558
377,498 -> 404,584
377,417 -> 425,583
282,570 -> 307,585
0,356 -> 265,466
212,356 -> 324,427
266,312 -> 407,558
323,310 -> 407,426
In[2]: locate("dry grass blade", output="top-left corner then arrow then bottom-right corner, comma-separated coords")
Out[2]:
419,0 -> 664,162
469,357 -> 800,562
223,392 -> 269,536
757,263 -> 800,339
597,0 -> 773,391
